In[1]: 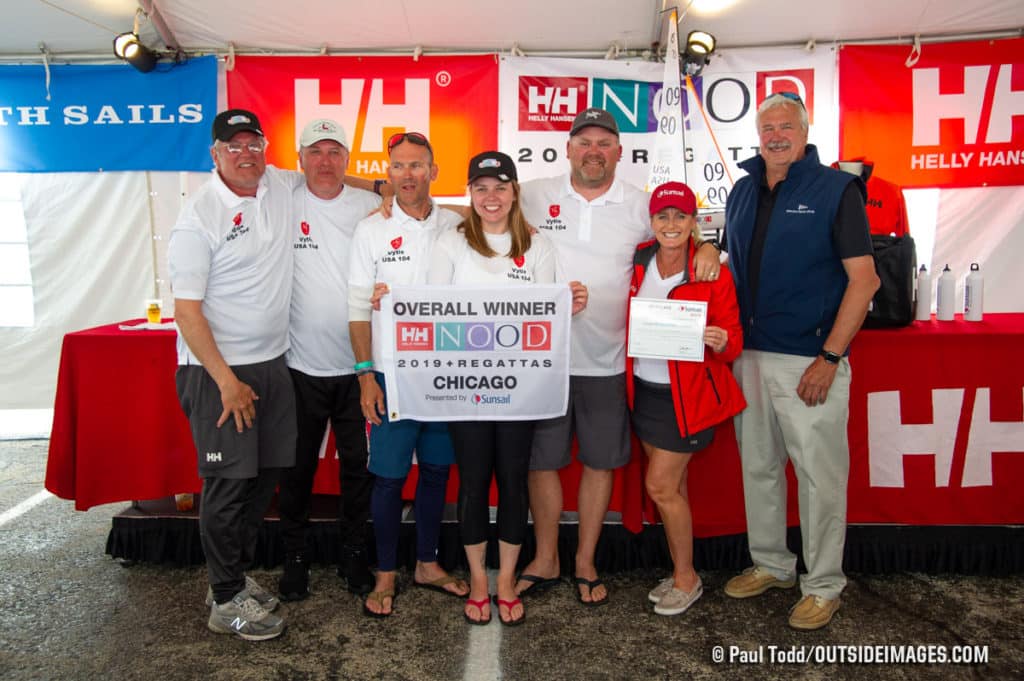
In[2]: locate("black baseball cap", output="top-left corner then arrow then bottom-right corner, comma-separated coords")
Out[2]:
569,107 -> 619,137
467,151 -> 518,183
211,109 -> 264,142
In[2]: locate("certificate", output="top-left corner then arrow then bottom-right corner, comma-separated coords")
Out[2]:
627,297 -> 708,362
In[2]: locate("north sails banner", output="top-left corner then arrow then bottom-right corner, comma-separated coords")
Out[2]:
378,284 -> 571,421
0,56 -> 217,172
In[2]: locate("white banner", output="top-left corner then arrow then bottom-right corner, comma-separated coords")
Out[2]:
378,284 -> 571,421
498,47 -> 838,209
646,9 -> 687,191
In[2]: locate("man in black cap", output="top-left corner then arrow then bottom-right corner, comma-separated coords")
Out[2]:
169,108 -> 302,641
514,107 -> 721,606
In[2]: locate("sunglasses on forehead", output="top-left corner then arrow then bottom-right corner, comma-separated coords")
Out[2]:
768,91 -> 805,107
387,132 -> 433,154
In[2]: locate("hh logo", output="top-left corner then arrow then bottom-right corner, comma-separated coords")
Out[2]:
549,205 -> 560,218
396,323 -> 433,351
868,388 -> 1024,487
294,77 -> 430,155
519,76 -> 588,131
232,212 -> 242,226
513,255 -> 525,268
206,451 -> 223,463
300,221 -> 310,236
912,64 -> 1024,146
390,236 -> 403,250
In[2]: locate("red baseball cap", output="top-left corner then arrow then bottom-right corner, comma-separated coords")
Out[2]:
649,181 -> 697,215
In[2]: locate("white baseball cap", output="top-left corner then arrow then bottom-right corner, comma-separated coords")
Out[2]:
299,118 -> 348,149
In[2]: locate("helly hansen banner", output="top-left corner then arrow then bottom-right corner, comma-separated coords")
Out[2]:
377,284 -> 571,421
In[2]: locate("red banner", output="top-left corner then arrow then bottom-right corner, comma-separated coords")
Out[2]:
839,39 -> 1024,189
226,56 -> 498,196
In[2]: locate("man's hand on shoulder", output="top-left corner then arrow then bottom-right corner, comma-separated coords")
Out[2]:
692,240 -> 722,282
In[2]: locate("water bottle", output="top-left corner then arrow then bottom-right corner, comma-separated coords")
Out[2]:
914,264 -> 932,321
936,264 -> 955,321
964,263 -> 984,322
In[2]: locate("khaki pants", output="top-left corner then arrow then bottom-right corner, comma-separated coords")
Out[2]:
733,350 -> 851,600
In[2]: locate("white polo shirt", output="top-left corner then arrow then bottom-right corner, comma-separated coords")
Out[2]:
427,228 -> 558,285
287,184 -> 382,376
348,200 -> 462,361
169,165 -> 301,367
520,174 -> 651,376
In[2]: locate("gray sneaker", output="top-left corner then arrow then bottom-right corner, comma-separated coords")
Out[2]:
653,579 -> 703,616
207,591 -> 286,641
206,575 -> 280,612
647,577 -> 675,604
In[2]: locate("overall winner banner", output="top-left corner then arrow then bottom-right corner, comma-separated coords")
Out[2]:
378,284 -> 571,421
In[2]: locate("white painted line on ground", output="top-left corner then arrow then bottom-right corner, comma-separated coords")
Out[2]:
462,569 -> 502,681
0,489 -> 54,527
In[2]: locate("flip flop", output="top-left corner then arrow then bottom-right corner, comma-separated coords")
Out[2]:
515,573 -> 562,598
574,576 -> 609,608
412,574 -> 470,599
492,595 -> 526,626
362,589 -> 395,618
463,596 -> 491,625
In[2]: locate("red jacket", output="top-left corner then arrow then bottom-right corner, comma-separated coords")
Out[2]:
625,239 -> 747,438
830,157 -> 909,237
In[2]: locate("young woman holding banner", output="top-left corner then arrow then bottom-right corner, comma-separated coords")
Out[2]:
426,151 -> 587,626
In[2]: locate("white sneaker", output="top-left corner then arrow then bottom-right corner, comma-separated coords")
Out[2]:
653,579 -> 703,616
206,575 -> 280,612
647,577 -> 675,604
207,591 -> 285,641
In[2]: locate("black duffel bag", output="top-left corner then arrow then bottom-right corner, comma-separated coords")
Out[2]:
863,234 -> 917,328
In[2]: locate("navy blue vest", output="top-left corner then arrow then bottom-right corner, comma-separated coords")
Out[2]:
725,145 -> 855,357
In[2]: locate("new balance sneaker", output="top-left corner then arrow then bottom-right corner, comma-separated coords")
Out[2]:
723,566 -> 796,599
207,591 -> 285,641
278,553 -> 311,602
653,579 -> 703,616
338,544 -> 374,596
647,577 -> 675,604
206,576 -> 280,612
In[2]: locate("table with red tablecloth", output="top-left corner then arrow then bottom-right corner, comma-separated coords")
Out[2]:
45,315 -> 1024,536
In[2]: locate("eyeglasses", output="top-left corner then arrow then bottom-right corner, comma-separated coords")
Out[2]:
387,132 -> 432,154
222,140 -> 267,154
769,91 -> 805,108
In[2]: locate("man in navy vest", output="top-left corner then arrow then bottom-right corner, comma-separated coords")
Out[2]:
722,93 -> 879,630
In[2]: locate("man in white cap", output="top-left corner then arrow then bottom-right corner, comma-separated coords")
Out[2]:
277,118 -> 382,602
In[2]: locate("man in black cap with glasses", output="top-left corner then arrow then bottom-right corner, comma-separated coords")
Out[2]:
170,108 -> 302,641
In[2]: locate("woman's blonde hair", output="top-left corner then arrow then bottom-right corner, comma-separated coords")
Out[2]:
460,179 -> 532,260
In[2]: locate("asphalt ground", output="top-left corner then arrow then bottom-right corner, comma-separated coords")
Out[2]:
1,438 -> 1022,681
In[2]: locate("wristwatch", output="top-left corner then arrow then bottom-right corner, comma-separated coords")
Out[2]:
819,349 -> 841,365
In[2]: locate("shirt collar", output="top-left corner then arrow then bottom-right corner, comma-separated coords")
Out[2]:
210,168 -> 268,207
389,198 -> 439,230
561,173 -> 625,206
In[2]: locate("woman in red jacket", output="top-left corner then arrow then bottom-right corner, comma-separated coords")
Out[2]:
626,181 -> 746,616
